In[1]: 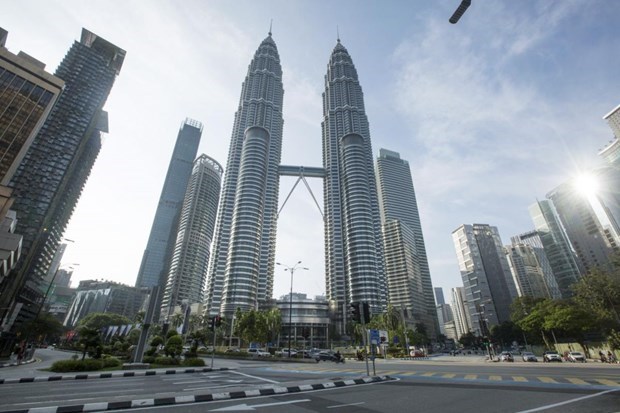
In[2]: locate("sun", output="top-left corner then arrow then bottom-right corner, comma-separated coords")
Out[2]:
573,173 -> 599,197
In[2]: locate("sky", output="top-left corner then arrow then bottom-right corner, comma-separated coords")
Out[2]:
2,0 -> 619,304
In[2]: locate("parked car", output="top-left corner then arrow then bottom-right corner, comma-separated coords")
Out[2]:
521,351 -> 538,362
567,351 -> 586,363
276,348 -> 298,357
225,347 -> 240,353
247,348 -> 271,357
499,351 -> 514,362
314,351 -> 344,363
543,351 -> 562,362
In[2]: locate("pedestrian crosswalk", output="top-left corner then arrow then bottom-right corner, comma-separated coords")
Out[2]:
266,365 -> 620,388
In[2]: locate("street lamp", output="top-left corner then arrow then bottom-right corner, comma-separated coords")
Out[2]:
276,261 -> 309,358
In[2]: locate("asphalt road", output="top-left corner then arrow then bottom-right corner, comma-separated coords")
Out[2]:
1,350 -> 618,412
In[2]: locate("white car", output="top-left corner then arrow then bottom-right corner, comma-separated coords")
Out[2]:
276,348 -> 298,357
567,351 -> 586,362
247,348 -> 271,357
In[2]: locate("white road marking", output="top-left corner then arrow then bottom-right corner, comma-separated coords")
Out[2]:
515,389 -> 619,413
327,401 -> 366,409
228,370 -> 280,384
211,399 -> 311,411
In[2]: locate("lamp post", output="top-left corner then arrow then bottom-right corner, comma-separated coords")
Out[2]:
276,261 -> 308,358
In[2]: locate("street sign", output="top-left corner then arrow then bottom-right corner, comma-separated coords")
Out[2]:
369,329 -> 380,345
379,330 -> 388,343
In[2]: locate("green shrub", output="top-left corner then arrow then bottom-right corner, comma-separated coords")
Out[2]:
50,359 -> 104,372
182,357 -> 205,367
142,355 -> 155,364
154,356 -> 179,365
102,356 -> 121,367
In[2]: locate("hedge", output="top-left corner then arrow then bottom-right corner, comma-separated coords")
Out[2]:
182,358 -> 205,367
50,359 -> 104,372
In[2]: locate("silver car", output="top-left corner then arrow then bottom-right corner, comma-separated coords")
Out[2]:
521,351 -> 538,362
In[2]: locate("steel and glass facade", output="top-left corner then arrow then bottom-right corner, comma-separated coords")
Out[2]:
0,34 -> 64,185
205,34 -> 283,316
546,184 -> 616,275
160,154 -> 222,319
135,119 -> 202,290
1,29 -> 124,335
452,224 -> 518,335
322,41 -> 386,332
376,149 -> 438,337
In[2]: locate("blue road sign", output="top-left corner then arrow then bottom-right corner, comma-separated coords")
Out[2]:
369,329 -> 380,344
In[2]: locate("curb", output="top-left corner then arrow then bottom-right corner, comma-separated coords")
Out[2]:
0,367 -> 231,385
1,375 -> 392,413
0,358 -> 36,369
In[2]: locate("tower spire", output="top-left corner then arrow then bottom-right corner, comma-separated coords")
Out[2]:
269,19 -> 273,36
337,25 -> 340,43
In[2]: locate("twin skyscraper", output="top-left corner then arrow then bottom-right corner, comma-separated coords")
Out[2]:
137,32 -> 437,337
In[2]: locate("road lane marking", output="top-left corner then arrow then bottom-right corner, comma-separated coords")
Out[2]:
566,377 -> 588,385
23,388 -> 144,399
515,389 -> 619,413
421,372 -> 436,377
327,402 -> 365,409
537,376 -> 557,383
489,375 -> 502,381
399,371 -> 418,376
382,370 -> 401,375
595,379 -> 619,386
229,370 -> 279,384
464,374 -> 477,380
442,373 -> 456,378
512,376 -> 528,382
211,399 -> 311,411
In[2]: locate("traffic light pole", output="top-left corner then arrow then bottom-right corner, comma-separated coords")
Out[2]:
211,316 -> 217,368
360,307 -> 370,376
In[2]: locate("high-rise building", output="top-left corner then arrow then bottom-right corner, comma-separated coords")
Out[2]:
528,200 -> 582,297
547,182 -> 616,275
596,104 -> 620,240
64,280 -> 146,328
603,104 -> 620,140
204,33 -> 283,316
135,119 -> 201,320
376,149 -> 437,337
0,28 -> 64,185
505,243 -> 553,299
452,224 -> 518,335
450,286 -> 472,339
160,154 -> 222,319
322,40 -> 386,332
511,230 -> 562,299
0,29 -> 124,336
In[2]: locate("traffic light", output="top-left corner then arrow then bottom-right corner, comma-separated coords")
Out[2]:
350,302 -> 361,323
207,317 -> 214,331
214,315 -> 222,328
362,302 -> 370,323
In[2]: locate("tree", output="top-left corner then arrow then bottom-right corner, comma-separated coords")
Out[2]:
77,313 -> 132,330
490,321 -> 523,348
264,308 -> 282,346
571,269 -> 620,331
458,332 -> 477,348
77,326 -> 101,360
18,313 -> 64,344
165,335 -> 183,358
234,309 -> 272,347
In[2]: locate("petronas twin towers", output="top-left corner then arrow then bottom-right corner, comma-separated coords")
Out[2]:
204,33 -> 386,327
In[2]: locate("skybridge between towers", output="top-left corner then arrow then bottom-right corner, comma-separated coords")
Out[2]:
277,165 -> 325,219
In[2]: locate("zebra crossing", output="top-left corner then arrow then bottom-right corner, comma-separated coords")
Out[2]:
266,364 -> 620,388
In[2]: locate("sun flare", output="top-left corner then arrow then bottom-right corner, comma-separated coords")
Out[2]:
573,173 -> 599,197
